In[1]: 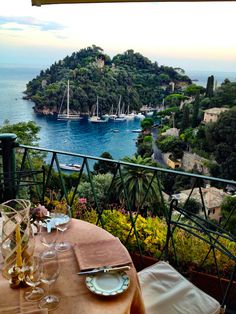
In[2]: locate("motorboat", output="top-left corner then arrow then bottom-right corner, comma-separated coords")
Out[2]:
135,113 -> 145,120
59,163 -> 81,171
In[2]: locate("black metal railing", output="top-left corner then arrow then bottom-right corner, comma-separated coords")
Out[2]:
0,140 -> 236,311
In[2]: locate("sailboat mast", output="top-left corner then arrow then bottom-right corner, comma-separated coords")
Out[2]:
96,96 -> 99,117
118,95 -> 122,116
67,80 -> 70,118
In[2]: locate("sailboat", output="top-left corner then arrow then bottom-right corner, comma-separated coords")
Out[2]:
103,103 -> 117,120
124,105 -> 135,120
89,96 -> 108,123
57,80 -> 81,120
113,96 -> 126,122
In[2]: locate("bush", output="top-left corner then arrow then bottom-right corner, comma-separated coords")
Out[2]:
73,208 -> 236,278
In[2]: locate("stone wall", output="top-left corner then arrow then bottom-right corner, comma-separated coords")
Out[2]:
182,152 -> 210,175
162,152 -> 211,175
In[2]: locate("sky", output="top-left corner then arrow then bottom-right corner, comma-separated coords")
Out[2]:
0,0 -> 236,72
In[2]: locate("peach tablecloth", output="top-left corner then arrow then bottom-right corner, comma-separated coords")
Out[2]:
0,219 -> 146,314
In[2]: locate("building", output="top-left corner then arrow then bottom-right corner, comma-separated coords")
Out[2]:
167,155 -> 182,169
172,186 -> 228,221
203,107 -> 229,123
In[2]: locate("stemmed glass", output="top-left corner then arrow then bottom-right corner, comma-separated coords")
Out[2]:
53,204 -> 72,252
24,256 -> 44,301
38,250 -> 60,311
39,220 -> 58,257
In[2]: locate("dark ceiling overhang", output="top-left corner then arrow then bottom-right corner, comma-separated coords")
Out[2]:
32,0 -> 232,6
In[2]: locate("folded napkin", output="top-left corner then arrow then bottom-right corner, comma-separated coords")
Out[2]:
17,310 -> 48,314
74,237 -> 132,271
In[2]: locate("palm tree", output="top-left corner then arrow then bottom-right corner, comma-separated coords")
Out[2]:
113,155 -> 161,213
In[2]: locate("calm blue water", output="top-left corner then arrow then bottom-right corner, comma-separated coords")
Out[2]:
0,66 -> 141,164
0,66 -> 235,164
186,70 -> 236,87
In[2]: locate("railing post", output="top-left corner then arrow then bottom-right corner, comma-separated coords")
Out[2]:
0,133 -> 18,201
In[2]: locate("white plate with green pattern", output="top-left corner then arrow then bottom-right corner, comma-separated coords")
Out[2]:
85,268 -> 130,296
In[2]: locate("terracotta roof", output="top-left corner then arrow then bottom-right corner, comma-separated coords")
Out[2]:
173,186 -> 227,210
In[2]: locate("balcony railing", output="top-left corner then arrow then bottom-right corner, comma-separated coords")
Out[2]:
0,136 -> 236,312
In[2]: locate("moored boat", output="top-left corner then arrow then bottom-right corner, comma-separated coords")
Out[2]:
135,113 -> 145,120
57,80 -> 82,121
89,96 -> 108,123
113,96 -> 127,122
59,163 -> 81,171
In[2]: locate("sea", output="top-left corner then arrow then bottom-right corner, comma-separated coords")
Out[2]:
0,65 -> 235,165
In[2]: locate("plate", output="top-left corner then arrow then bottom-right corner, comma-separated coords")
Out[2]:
85,269 -> 130,296
42,214 -> 70,231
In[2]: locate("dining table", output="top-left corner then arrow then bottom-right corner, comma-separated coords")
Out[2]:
0,218 -> 146,314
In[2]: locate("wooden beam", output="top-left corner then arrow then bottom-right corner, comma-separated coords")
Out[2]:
32,0 -> 234,6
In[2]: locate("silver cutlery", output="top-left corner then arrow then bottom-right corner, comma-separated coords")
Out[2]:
77,265 -> 131,275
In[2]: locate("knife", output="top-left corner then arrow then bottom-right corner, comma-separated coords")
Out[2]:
77,265 -> 131,275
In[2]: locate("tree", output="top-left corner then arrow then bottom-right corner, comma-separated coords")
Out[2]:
0,121 -> 40,145
136,139 -> 153,158
192,91 -> 200,128
182,198 -> 201,214
76,173 -> 113,205
184,84 -> 205,96
141,117 -> 154,130
180,105 -> 190,132
93,152 -> 116,174
0,121 -> 43,200
204,108 -> 236,180
113,155 -> 161,212
164,94 -> 186,107
205,75 -> 214,98
157,136 -> 186,159
221,196 -> 236,235
214,143 -> 232,164
212,81 -> 236,108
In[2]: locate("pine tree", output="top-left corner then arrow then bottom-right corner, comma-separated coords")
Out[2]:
206,75 -> 214,98
181,105 -> 190,132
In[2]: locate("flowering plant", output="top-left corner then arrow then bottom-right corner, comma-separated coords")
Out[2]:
75,208 -> 236,279
30,204 -> 49,226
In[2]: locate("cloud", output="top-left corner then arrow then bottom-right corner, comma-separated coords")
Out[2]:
2,27 -> 23,31
0,16 -> 65,32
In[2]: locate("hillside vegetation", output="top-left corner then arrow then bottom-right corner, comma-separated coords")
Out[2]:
24,45 -> 191,115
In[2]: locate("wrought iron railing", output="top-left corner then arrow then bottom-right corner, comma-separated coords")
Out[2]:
0,140 -> 236,311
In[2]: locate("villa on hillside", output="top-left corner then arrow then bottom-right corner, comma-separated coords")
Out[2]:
172,186 -> 228,221
203,107 -> 229,123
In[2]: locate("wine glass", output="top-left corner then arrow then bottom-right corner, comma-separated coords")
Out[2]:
38,250 -> 60,311
39,220 -> 58,257
53,204 -> 72,252
24,256 -> 44,301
